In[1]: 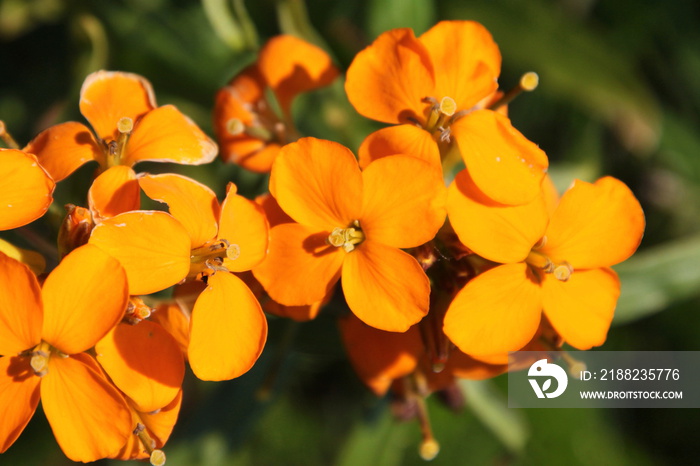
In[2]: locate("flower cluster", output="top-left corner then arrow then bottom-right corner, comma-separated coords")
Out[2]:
0,20 -> 644,464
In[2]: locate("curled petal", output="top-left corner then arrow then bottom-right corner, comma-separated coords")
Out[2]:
345,28 -> 435,125
360,155 -> 446,248
188,272 -> 267,381
0,149 -> 55,230
253,223 -> 344,306
541,177 -> 645,269
139,173 -> 220,248
342,240 -> 429,332
447,170 -> 548,264
80,70 -> 156,142
269,138 -> 362,229
0,356 -> 41,453
23,122 -> 102,181
95,321 -> 184,412
443,263 -> 542,357
88,211 -> 191,295
41,244 -> 128,354
258,35 -> 339,116
358,125 -> 441,170
542,268 -> 620,350
452,110 -> 548,206
41,354 -> 131,462
0,253 -> 43,355
88,165 -> 140,221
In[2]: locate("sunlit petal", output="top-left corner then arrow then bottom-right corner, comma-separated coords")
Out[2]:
540,177 -> 645,269
0,253 -> 43,355
253,223 -> 344,306
269,138 -> 362,229
88,211 -> 191,295
41,354 -> 131,462
95,320 -> 184,412
357,125 -> 441,169
188,272 -> 267,381
0,356 -> 41,453
542,268 -> 620,350
443,263 -> 542,356
218,183 -> 269,271
41,244 -> 128,354
88,165 -> 140,220
452,110 -> 548,205
123,105 -> 217,167
0,149 -> 55,230
0,238 -> 45,276
139,173 -> 220,248
342,240 -> 429,332
23,122 -> 102,181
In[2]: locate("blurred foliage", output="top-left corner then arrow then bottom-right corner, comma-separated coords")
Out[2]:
2,0 -> 700,464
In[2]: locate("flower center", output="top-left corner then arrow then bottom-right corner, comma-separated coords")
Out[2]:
105,117 -> 134,168
525,237 -> 573,282
422,96 -> 458,142
327,220 -> 365,253
28,341 -> 66,377
189,238 -> 240,278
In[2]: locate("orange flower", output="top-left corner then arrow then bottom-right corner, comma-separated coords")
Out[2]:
88,174 -> 269,381
253,137 -> 447,332
443,174 -> 645,356
0,245 -> 131,462
345,21 -> 547,205
213,35 -> 339,173
0,148 -> 54,230
24,70 -> 217,219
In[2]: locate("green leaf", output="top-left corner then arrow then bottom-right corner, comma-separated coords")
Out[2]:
614,235 -> 700,324
366,0 -> 436,38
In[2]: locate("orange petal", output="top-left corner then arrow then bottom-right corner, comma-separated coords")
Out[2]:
41,354 -> 131,462
150,302 -> 190,355
360,155 -> 446,248
23,122 -> 102,181
419,21 -> 501,111
88,165 -> 140,221
269,138 -> 362,229
447,170 -> 548,263
95,320 -> 184,412
357,125 -> 441,170
122,105 -> 217,167
218,183 -> 269,271
0,356 -> 41,453
338,314 -> 423,395
253,223 -> 344,306
540,177 -> 645,269
0,149 -> 55,230
542,267 -> 620,350
139,173 -> 220,248
443,263 -> 542,356
256,192 -> 294,227
258,35 -> 339,116
41,244 -> 128,354
0,253 -> 43,355
342,240 -> 429,332
188,272 -> 267,381
0,238 -> 46,275
345,28 -> 435,125
88,211 -> 191,295
452,109 -> 548,205
79,70 -> 156,142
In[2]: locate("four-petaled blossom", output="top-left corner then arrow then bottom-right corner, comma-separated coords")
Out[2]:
214,35 -> 339,173
0,245 -> 131,462
345,20 -> 548,205
253,137 -> 447,332
24,70 -> 217,220
443,174 -> 645,357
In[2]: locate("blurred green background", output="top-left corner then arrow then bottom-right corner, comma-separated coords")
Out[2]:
1,0 -> 699,464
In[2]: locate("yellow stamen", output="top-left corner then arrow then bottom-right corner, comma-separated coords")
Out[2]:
189,239 -> 231,277
30,341 -> 52,377
439,96 -> 457,116
150,450 -> 166,466
525,250 -> 553,273
489,71 -> 539,111
106,117 -> 134,167
553,262 -> 573,282
327,222 -> 365,253
226,118 -> 245,136
226,243 -> 241,260
420,438 -> 441,461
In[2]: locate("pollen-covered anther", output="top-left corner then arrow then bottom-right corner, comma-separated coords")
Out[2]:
327,222 -> 365,252
552,262 -> 573,282
226,243 -> 241,260
439,96 -> 457,117
226,118 -> 245,136
117,117 -> 134,134
30,350 -> 49,377
419,438 -> 440,461
150,450 -> 166,466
